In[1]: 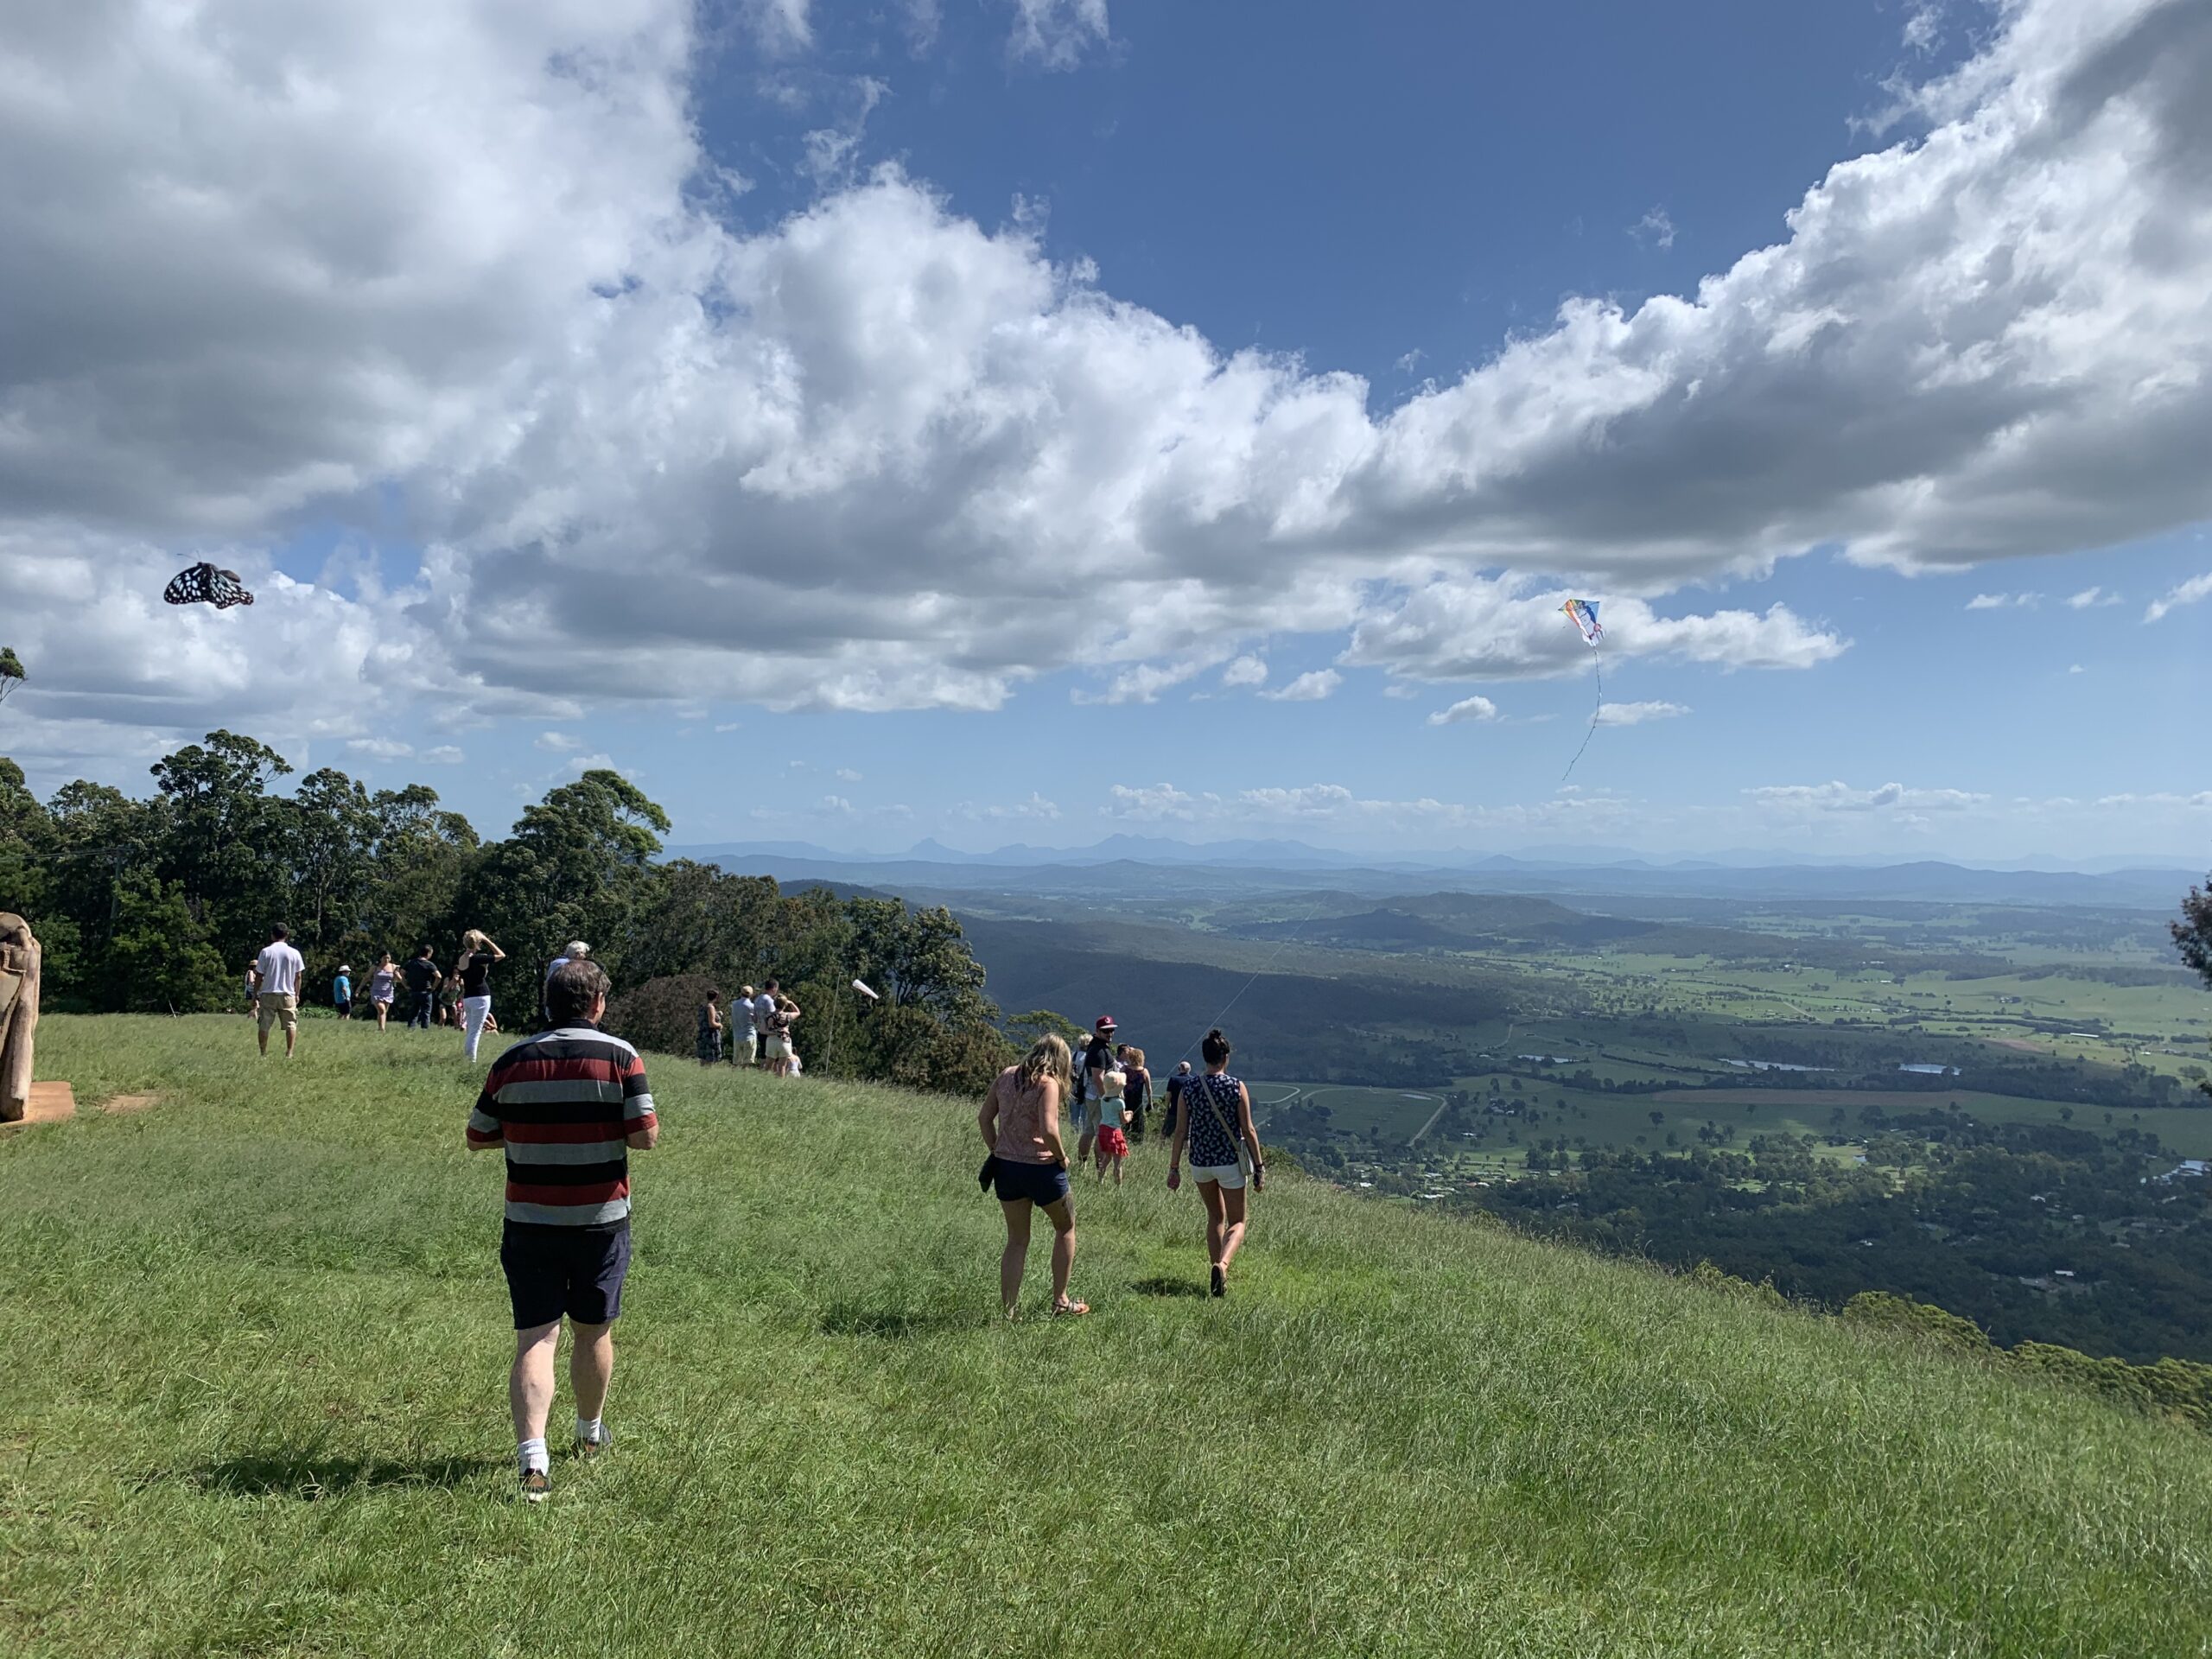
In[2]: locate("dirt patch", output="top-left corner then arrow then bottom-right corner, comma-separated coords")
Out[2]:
2,1080 -> 76,1128
102,1094 -> 162,1115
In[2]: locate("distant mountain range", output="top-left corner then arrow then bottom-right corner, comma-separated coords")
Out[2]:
665,837 -> 2201,911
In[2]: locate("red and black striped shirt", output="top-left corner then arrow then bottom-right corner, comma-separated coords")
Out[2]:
467,1024 -> 657,1226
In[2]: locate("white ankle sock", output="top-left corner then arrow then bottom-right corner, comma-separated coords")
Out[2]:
518,1436 -> 549,1474
575,1415 -> 603,1444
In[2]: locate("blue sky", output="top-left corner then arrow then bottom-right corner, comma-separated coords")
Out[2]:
3,0 -> 2208,862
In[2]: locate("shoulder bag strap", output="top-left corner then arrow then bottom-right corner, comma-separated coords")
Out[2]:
1199,1077 -> 1254,1179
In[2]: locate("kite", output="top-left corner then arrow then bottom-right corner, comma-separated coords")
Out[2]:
1560,599 -> 1605,783
162,563 -> 255,609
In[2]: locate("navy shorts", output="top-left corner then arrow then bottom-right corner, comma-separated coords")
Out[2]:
993,1159 -> 1071,1206
499,1221 -> 631,1330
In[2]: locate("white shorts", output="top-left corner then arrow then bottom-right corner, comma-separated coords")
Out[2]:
1190,1161 -> 1246,1190
764,1033 -> 792,1062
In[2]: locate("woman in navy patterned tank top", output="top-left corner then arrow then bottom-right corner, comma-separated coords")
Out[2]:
1166,1027 -> 1267,1297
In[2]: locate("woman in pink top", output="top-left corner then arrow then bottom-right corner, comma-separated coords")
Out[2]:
976,1034 -> 1087,1319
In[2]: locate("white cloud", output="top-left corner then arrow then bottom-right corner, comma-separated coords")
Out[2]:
1965,591 -> 2044,610
1747,780 -> 1990,813
2068,663 -> 2085,674
1345,577 -> 1846,683
899,1 -> 943,54
1395,349 -> 1424,375
2094,791 -> 2212,809
1105,782 -> 1203,822
346,737 -> 414,760
1007,0 -> 1110,69
1596,700 -> 1690,726
2145,572 -> 2212,623
1427,696 -> 1499,727
1261,669 -> 1342,702
1219,654 -> 1269,690
740,0 -> 813,56
799,75 -> 887,189
421,745 -> 466,764
4,0 -> 2209,776
536,731 -> 582,753
1072,660 -> 1208,706
1903,3 -> 1945,54
821,794 -> 855,815
1629,207 -> 1676,250
835,767 -> 863,781
957,791 -> 1061,822
2065,586 -> 2119,608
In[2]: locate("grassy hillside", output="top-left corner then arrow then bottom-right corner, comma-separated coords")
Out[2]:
4,1016 -> 2212,1657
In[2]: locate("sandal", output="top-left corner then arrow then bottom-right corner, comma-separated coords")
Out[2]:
1052,1298 -> 1090,1318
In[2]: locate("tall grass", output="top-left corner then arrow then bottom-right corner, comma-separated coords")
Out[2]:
2,1014 -> 2209,1657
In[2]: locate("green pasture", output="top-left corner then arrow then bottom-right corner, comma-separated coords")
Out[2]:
10,1015 -> 2212,1656
1647,1088 -> 2212,1160
1246,1080 -> 1448,1146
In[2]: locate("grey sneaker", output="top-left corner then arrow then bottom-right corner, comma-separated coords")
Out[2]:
520,1468 -> 551,1503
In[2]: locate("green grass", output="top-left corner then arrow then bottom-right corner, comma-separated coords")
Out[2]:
6,1016 -> 2212,1657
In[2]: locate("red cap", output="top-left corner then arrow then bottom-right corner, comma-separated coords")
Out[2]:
1095,1014 -> 1117,1031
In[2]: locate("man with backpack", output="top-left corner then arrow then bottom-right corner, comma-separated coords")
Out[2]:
1073,1015 -> 1116,1166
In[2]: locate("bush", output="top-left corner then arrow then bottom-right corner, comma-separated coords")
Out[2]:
1687,1260 -> 1788,1309
1842,1291 -> 1993,1354
606,974 -> 719,1058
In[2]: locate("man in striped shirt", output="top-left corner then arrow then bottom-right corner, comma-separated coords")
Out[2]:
467,958 -> 658,1502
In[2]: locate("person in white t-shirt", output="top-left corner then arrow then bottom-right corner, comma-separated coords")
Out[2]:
751,985 -> 778,1068
729,983 -> 760,1066
251,924 -> 307,1058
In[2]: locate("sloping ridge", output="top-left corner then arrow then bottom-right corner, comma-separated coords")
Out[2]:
3,1014 -> 2209,1655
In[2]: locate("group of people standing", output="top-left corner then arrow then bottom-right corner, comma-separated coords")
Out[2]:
695,982 -> 802,1075
458,975 -> 1267,1503
251,929 -> 594,1065
977,1017 -> 1265,1316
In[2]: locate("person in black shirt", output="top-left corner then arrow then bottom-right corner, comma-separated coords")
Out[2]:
454,930 -> 506,1060
1162,1060 -> 1192,1141
1074,1015 -> 1116,1165
402,944 -> 442,1030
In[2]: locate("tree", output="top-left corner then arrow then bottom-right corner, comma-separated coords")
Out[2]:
846,898 -> 992,1021
0,645 -> 22,704
286,768 -> 378,963
105,872 -> 231,1013
2177,878 -> 2212,1097
149,731 -> 296,961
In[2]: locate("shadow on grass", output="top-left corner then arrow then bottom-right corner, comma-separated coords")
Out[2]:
1130,1274 -> 1208,1299
818,1302 -> 977,1339
172,1451 -> 505,1498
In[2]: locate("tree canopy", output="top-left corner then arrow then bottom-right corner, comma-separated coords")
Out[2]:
0,737 -> 1013,1092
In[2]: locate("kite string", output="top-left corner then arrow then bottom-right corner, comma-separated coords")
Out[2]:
1560,646 -> 1603,783
1171,898 -> 1329,1071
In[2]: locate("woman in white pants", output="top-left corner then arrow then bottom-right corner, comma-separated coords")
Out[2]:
454,930 -> 507,1062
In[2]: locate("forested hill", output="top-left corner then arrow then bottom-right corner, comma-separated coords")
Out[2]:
0,734 -> 1013,1096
